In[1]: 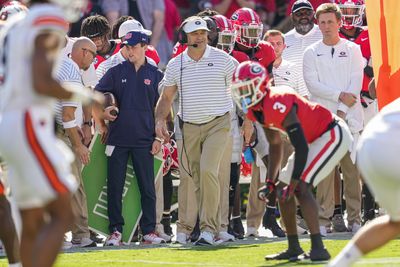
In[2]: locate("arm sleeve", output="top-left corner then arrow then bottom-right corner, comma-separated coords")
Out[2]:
337,45 -> 364,113
163,59 -> 177,87
154,70 -> 164,103
303,48 -> 341,102
285,122 -> 309,181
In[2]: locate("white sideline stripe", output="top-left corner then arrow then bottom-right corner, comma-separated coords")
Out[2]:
55,257 -> 400,266
357,257 -> 400,265
57,259 -> 237,266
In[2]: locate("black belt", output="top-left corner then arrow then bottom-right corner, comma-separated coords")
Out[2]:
180,112 -> 229,127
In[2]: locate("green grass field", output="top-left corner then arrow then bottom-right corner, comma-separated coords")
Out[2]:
2,236 -> 399,267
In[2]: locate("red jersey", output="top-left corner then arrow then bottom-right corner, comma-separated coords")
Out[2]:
94,41 -> 121,69
247,86 -> 334,143
172,42 -> 186,58
339,27 -> 371,93
231,50 -> 250,63
236,40 -> 276,70
146,45 -> 161,65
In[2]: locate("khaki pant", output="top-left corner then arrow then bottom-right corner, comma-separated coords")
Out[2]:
218,137 -> 233,232
155,169 -> 164,234
246,163 -> 264,228
176,139 -> 198,235
317,152 -> 361,226
341,153 -> 361,225
58,132 -> 90,242
182,114 -> 230,234
246,135 -> 293,229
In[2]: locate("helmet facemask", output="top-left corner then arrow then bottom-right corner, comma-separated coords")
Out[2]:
216,30 -> 236,54
236,23 -> 263,48
339,2 -> 365,29
232,75 -> 266,113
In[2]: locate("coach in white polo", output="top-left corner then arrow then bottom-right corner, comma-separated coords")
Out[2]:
155,16 -> 237,246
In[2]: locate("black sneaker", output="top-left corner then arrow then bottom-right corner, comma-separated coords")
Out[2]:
90,230 -> 104,244
231,217 -> 245,239
161,216 -> 173,236
309,247 -> 331,261
263,213 -> 286,238
265,248 -> 304,261
228,223 -> 243,239
190,219 -> 200,243
362,209 -> 376,225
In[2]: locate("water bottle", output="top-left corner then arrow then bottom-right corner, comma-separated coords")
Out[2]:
243,146 -> 254,163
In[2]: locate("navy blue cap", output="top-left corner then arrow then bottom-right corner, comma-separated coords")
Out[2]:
121,31 -> 150,47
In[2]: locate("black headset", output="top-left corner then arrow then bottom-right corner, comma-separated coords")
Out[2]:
177,20 -> 189,44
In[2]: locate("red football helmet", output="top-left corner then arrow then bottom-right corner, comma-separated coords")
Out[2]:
230,8 -> 263,48
231,61 -> 268,112
162,138 -> 179,176
0,1 -> 28,21
336,0 -> 365,29
212,14 -> 236,54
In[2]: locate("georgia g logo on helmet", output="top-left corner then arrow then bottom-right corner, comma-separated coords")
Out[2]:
250,64 -> 262,75
231,12 -> 238,21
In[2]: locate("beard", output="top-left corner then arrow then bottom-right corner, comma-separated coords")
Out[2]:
294,22 -> 314,35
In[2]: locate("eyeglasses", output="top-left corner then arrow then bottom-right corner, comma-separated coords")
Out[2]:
82,48 -> 97,58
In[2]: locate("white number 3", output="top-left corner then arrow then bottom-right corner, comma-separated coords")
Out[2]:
273,102 -> 287,113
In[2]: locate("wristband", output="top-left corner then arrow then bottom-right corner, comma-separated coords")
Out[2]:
83,121 -> 93,127
62,119 -> 77,129
155,137 -> 164,143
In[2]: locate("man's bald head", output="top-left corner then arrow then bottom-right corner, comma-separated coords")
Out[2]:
71,37 -> 97,71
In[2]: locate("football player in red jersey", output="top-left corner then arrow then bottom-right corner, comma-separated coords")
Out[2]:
230,7 -> 276,72
212,14 -> 249,63
211,14 -> 249,239
230,7 -> 285,238
336,0 -> 376,225
232,61 -> 354,261
80,15 -> 121,69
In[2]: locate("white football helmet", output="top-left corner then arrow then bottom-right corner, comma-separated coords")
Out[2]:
21,0 -> 87,22
0,1 -> 28,21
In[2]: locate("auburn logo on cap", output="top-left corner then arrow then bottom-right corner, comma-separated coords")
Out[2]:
195,20 -> 201,25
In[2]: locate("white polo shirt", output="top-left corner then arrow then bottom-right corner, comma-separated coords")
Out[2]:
54,56 -> 84,126
283,24 -> 322,96
272,59 -> 308,97
163,45 -> 236,124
